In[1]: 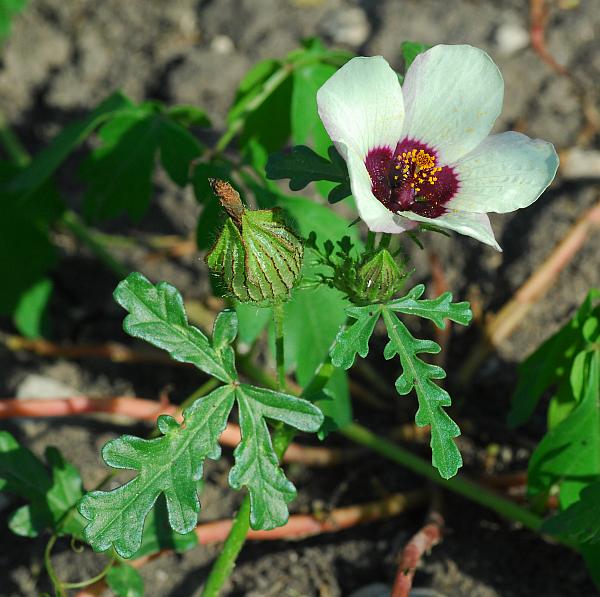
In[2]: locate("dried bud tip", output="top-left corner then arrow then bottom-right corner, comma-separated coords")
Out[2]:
209,178 -> 244,226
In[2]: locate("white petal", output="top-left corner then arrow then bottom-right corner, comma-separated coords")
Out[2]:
401,45 -> 504,164
449,132 -> 559,213
346,149 -> 415,233
399,210 -> 501,251
317,56 -> 404,160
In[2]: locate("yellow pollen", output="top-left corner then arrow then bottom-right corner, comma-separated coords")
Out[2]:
393,148 -> 441,193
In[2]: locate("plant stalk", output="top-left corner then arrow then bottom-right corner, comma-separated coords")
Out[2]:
202,350 -> 335,596
341,422 -> 544,532
60,210 -> 129,278
273,301 -> 287,392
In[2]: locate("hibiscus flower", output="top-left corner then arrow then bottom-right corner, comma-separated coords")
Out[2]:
316,44 -> 559,250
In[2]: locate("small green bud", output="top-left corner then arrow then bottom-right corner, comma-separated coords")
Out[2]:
354,248 -> 405,304
206,180 -> 303,304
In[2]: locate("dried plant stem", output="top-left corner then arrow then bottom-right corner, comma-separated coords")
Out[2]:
529,0 -> 569,77
0,395 -> 178,420
458,199 -> 600,386
76,490 -> 426,597
4,335 -> 184,366
1,395 -> 348,466
392,510 -> 444,597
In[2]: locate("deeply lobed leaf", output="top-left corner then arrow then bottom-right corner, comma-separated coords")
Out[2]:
266,145 -> 351,204
230,384 -> 323,529
381,308 -> 462,479
79,386 -> 236,557
327,285 -> 468,478
113,272 -> 235,383
81,104 -> 202,221
386,284 -> 472,328
330,306 -> 380,370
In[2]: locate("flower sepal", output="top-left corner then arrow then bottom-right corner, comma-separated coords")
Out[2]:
206,180 -> 304,305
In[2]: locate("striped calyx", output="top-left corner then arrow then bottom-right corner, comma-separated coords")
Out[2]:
206,180 -> 303,304
355,248 -> 406,303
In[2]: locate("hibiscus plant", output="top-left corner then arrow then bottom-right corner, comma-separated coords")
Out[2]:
5,37 -> 597,597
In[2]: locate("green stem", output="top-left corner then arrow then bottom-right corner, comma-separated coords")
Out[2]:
60,210 -> 129,278
44,535 -> 67,597
0,110 -> 30,166
365,231 -> 376,252
202,352 -> 336,596
378,233 -> 392,250
212,53 -> 348,157
341,422 -> 543,533
61,559 -> 114,589
273,302 -> 286,392
44,532 -> 114,592
201,496 -> 252,597
213,65 -> 291,156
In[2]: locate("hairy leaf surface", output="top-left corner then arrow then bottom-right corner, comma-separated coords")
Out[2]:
387,284 -> 472,328
80,385 -> 236,557
230,384 -> 323,529
382,308 -> 462,479
113,272 -> 235,383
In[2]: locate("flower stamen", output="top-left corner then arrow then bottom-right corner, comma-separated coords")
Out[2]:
365,140 -> 460,219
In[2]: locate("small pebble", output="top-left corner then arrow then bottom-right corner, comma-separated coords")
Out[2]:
495,22 -> 530,56
319,7 -> 371,47
16,374 -> 77,399
211,34 -> 235,54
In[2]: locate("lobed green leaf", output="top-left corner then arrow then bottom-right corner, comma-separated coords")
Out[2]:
266,145 -> 350,204
9,92 -> 134,199
229,384 -> 323,529
81,106 -> 203,221
381,308 -> 462,479
330,305 -> 380,370
113,272 -> 236,383
0,433 -> 84,538
386,284 -> 472,328
132,494 -> 198,558
79,386 -> 236,557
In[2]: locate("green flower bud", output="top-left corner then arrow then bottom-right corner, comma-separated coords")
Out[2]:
354,248 -> 406,304
206,180 -> 303,304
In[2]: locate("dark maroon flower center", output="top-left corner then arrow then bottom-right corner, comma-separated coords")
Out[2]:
365,139 -> 459,219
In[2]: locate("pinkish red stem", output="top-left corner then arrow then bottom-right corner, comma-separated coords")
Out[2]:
391,511 -> 444,597
0,396 -> 347,466
76,490 -> 427,597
